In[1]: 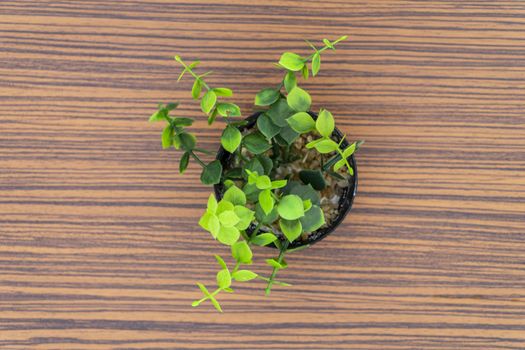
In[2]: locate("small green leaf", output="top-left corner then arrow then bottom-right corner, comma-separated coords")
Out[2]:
287,112 -> 315,133
303,199 -> 312,212
271,180 -> 287,189
243,131 -> 272,154
305,138 -> 323,149
279,125 -> 300,145
267,98 -> 295,127
217,269 -> 231,289
287,86 -> 311,112
255,203 -> 279,224
223,186 -> 246,206
314,139 -> 339,154
316,109 -> 335,137
279,219 -> 303,242
231,241 -> 253,264
257,155 -> 273,175
278,52 -> 305,71
333,158 -> 346,171
301,64 -> 309,79
207,109 -> 218,125
223,287 -> 234,293
217,103 -> 241,117
323,38 -> 334,49
255,88 -> 280,106
149,108 -> 167,122
179,152 -> 190,174
179,132 -> 196,151
199,212 -> 220,238
216,200 -> 234,214
213,87 -> 233,97
201,90 -> 217,114
277,194 -> 305,220
312,52 -> 321,76
232,270 -> 257,282
343,143 -> 356,158
192,79 -> 202,99
209,295 -> 223,312
244,158 -> 264,180
251,232 -> 278,246
218,210 -> 240,227
217,225 -> 240,245
256,175 -> 272,190
289,183 -> 321,206
161,125 -> 173,149
207,194 -> 218,213
221,125 -> 242,153
300,205 -> 325,232
215,255 -> 228,270
200,160 -> 222,185
258,189 -> 274,215
299,169 -> 326,190
233,205 -> 254,230
284,71 -> 297,93
266,258 -> 286,269
257,113 -> 281,139
172,117 -> 194,127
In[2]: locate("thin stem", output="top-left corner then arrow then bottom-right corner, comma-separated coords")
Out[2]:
249,222 -> 262,241
176,57 -> 211,90
189,150 -> 206,168
265,239 -> 289,295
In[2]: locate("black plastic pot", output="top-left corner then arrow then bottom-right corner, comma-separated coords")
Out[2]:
214,112 -> 358,249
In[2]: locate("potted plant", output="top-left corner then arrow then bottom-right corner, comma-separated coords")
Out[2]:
148,35 -> 362,312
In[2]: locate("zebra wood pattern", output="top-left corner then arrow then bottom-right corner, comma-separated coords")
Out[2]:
1,1 -> 525,349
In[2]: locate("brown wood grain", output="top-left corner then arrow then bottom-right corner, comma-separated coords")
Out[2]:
1,0 -> 525,349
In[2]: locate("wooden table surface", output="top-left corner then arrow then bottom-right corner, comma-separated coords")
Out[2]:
2,1 -> 525,349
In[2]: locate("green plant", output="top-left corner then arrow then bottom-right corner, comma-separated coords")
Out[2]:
149,35 -> 362,312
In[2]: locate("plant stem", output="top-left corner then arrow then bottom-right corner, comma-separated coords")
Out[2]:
189,150 -> 206,168
249,222 -> 262,241
265,240 -> 289,296
176,57 -> 211,90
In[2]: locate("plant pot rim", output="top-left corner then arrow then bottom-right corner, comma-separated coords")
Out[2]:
214,111 -> 358,249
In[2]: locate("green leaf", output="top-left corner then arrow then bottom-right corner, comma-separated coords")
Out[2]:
287,87 -> 311,112
255,88 -> 280,106
257,155 -> 273,175
199,212 -> 220,238
289,183 -> 321,206
266,258 -> 286,269
299,169 -> 326,190
209,295 -> 223,312
149,108 -> 167,122
179,132 -> 196,150
258,189 -> 274,215
233,205 -> 254,230
257,113 -> 281,139
231,241 -> 253,264
215,255 -> 228,270
301,64 -> 309,79
284,71 -> 297,93
192,79 -> 202,99
207,108 -> 218,125
244,158 -> 264,180
343,142 -> 356,158
201,90 -> 217,114
267,98 -> 295,127
243,131 -> 271,154
221,125 -> 242,153
287,112 -> 315,133
303,199 -> 312,212
271,180 -> 287,189
300,205 -> 325,232
251,232 -> 278,246
232,270 -> 257,282
312,52 -> 321,76
179,152 -> 190,174
305,138 -> 323,149
217,103 -> 241,117
255,203 -> 279,224
217,269 -> 231,289
278,52 -> 305,71
256,175 -> 272,190
218,210 -> 240,227
279,219 -> 303,242
217,225 -> 240,245
323,38 -> 334,49
278,125 -> 299,145
200,160 -> 222,185
277,194 -> 305,220
216,199 -> 234,214
314,139 -> 339,154
316,109 -> 335,137
161,125 -> 173,149
223,186 -> 246,206
172,117 -> 194,127
207,194 -> 218,213
213,87 -> 233,97
333,157 -> 346,171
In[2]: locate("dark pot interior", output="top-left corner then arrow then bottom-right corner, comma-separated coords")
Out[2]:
214,112 -> 358,249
